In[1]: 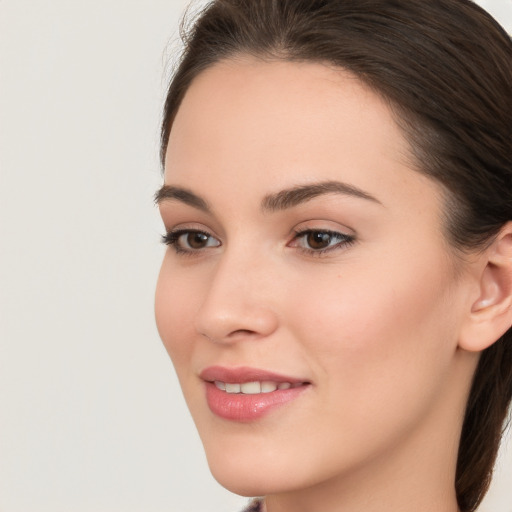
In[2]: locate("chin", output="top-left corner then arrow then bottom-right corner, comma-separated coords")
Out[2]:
209,463 -> 290,497
203,441 -> 321,498
203,446 -> 273,496
212,474 -> 267,498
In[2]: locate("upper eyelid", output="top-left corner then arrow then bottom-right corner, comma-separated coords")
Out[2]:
166,227 -> 221,241
290,220 -> 355,237
291,228 -> 355,243
165,223 -> 221,238
164,225 -> 354,239
289,228 -> 356,251
163,224 -> 356,246
293,227 -> 352,236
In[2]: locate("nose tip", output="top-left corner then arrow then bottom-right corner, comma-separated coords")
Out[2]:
195,302 -> 279,344
193,257 -> 279,344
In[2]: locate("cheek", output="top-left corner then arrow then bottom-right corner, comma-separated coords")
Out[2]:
266,260 -> 461,479
286,253 -> 458,415
155,256 -> 199,370
290,261 -> 449,345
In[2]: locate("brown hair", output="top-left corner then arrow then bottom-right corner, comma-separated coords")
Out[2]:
160,1 -> 512,510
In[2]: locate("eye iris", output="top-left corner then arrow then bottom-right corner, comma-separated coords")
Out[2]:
307,231 -> 332,249
188,232 -> 209,249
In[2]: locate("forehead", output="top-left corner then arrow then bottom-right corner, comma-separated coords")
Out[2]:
164,57 -> 439,218
167,58 -> 407,163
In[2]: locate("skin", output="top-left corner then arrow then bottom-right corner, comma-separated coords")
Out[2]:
155,58 -> 486,512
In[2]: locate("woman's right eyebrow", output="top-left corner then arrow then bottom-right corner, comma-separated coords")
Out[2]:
154,185 -> 211,212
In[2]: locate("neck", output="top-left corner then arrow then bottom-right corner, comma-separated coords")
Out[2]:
263,443 -> 460,512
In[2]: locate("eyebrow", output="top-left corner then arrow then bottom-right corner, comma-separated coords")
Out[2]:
154,180 -> 381,213
261,180 -> 382,211
154,185 -> 210,212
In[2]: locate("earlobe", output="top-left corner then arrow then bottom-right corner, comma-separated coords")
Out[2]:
458,223 -> 512,352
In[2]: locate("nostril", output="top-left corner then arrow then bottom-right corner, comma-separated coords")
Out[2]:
232,329 -> 257,336
201,329 -> 263,344
225,329 -> 267,342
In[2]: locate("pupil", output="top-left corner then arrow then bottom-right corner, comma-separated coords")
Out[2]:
188,232 -> 208,248
308,232 -> 331,249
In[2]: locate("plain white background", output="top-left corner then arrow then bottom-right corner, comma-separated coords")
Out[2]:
0,1 -> 511,511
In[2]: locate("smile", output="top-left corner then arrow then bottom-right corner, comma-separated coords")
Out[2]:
214,381 -> 303,394
200,366 -> 311,421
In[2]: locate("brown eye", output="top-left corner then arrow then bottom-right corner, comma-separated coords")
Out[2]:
306,231 -> 333,249
187,232 -> 210,249
162,229 -> 221,253
290,229 -> 355,254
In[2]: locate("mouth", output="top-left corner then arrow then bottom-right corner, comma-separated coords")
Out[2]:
213,380 -> 304,394
200,366 -> 311,422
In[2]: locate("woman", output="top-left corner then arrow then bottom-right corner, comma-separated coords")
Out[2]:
154,1 -> 512,511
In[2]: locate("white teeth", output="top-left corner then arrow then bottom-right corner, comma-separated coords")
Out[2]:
225,383 -> 241,393
261,381 -> 278,393
214,381 -> 297,394
240,381 -> 261,394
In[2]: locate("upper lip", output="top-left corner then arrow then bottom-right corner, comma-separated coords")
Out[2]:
200,366 -> 308,384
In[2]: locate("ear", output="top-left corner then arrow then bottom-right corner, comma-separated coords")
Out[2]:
458,222 -> 512,352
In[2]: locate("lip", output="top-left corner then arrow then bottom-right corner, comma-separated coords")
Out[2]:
200,365 -> 306,384
200,366 -> 310,422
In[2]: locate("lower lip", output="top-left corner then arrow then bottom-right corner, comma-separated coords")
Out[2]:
205,382 -> 309,422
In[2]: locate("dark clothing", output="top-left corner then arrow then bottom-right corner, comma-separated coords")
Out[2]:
242,499 -> 263,512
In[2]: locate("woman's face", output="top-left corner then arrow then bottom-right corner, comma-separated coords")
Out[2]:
155,59 -> 476,498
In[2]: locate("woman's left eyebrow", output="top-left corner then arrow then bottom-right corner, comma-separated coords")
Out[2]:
261,180 -> 382,212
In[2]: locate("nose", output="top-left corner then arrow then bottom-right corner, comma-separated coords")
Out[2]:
194,249 -> 279,344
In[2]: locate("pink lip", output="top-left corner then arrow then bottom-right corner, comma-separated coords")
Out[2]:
200,365 -> 306,384
200,366 -> 310,422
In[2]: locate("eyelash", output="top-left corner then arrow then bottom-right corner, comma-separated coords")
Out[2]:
290,229 -> 356,256
161,229 -> 219,255
161,228 -> 356,256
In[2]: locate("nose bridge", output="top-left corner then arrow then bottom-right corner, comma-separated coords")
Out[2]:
194,242 -> 278,343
